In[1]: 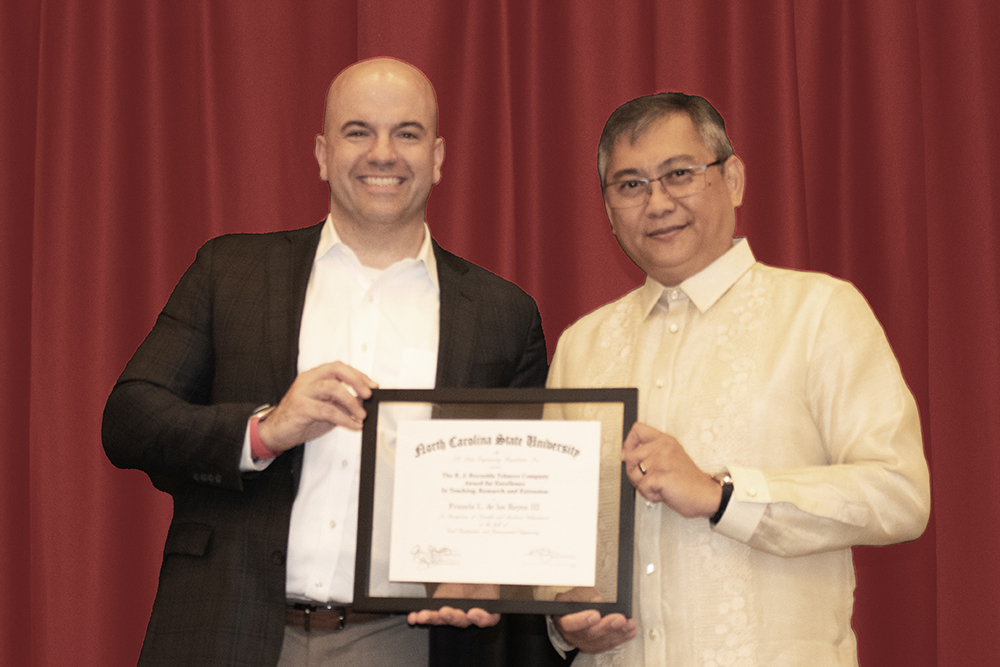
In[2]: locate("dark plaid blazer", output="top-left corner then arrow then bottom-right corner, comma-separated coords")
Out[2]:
102,221 -> 555,667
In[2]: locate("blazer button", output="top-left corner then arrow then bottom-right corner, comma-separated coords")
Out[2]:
271,550 -> 286,566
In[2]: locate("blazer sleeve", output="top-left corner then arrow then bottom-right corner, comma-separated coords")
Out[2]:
102,234 -> 289,491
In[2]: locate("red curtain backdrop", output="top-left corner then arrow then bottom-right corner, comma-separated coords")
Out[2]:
3,1 -> 997,665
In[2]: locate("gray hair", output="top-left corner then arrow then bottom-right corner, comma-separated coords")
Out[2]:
598,92 -> 734,184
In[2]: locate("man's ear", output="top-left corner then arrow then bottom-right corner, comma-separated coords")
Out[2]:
723,155 -> 746,207
604,199 -> 618,237
432,136 -> 445,185
314,134 -> 330,182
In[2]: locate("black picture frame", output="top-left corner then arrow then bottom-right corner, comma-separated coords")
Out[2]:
353,386 -> 637,617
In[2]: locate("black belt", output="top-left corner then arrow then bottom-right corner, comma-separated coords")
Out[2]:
285,602 -> 392,632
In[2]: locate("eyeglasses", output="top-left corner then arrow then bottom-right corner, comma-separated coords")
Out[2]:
602,159 -> 725,209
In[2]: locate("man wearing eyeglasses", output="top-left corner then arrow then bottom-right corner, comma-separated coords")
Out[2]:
545,93 -> 931,666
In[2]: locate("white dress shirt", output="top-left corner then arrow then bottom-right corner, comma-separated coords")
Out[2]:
547,239 -> 930,667
244,216 -> 440,604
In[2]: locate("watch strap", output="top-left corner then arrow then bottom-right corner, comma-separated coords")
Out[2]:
710,474 -> 734,525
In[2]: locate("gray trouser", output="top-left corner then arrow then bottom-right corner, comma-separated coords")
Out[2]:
277,616 -> 428,667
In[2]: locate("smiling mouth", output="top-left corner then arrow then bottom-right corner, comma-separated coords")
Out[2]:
648,221 -> 691,237
360,176 -> 404,187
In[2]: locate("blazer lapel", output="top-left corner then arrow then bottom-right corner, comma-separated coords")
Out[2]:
267,233 -> 479,391
434,242 -> 476,388
264,223 -> 323,394
264,222 -> 323,487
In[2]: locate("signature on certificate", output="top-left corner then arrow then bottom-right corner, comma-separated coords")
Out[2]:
527,548 -> 576,564
411,545 -> 460,570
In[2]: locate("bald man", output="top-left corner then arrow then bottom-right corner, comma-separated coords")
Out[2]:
104,58 -> 554,667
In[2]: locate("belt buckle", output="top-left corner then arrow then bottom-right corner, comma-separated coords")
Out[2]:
296,603 -> 347,632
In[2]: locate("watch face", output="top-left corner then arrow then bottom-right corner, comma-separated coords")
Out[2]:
253,405 -> 275,420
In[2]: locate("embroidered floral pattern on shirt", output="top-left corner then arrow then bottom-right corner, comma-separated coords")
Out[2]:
688,275 -> 770,666
592,295 -> 642,387
553,246 -> 923,666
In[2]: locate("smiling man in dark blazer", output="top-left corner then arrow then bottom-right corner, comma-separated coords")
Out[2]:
103,57 -> 556,667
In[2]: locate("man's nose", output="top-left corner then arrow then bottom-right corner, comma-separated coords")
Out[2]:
368,134 -> 397,164
646,177 -> 677,213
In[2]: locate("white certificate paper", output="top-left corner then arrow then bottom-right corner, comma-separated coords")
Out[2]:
388,419 -> 600,587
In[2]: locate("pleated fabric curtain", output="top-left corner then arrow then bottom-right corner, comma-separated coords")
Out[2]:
2,1 -> 997,665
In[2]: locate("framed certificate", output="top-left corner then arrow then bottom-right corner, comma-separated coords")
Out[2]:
353,387 -> 637,617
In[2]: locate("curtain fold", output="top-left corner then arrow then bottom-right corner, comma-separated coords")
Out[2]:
916,2 -> 1000,662
3,1 -> 997,665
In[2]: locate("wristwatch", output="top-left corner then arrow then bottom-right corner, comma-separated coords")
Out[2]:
252,404 -> 277,422
710,473 -> 734,525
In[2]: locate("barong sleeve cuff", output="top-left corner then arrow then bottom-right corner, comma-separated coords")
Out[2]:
712,465 -> 770,543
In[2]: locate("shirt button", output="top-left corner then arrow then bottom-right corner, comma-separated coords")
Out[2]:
648,629 -> 659,640
361,343 -> 368,352
645,501 -> 654,509
747,487 -> 757,498
329,520 -> 337,529
341,460 -> 349,468
668,323 -> 679,334
646,563 -> 656,575
670,290 -> 679,300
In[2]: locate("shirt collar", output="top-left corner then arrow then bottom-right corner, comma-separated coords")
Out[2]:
637,238 -> 756,316
315,214 -> 439,288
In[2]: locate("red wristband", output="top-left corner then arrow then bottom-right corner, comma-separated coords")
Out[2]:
250,407 -> 279,461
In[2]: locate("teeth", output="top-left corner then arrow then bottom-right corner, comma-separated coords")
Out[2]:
362,176 -> 402,186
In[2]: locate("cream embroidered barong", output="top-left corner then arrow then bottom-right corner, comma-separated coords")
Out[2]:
547,239 -> 930,667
